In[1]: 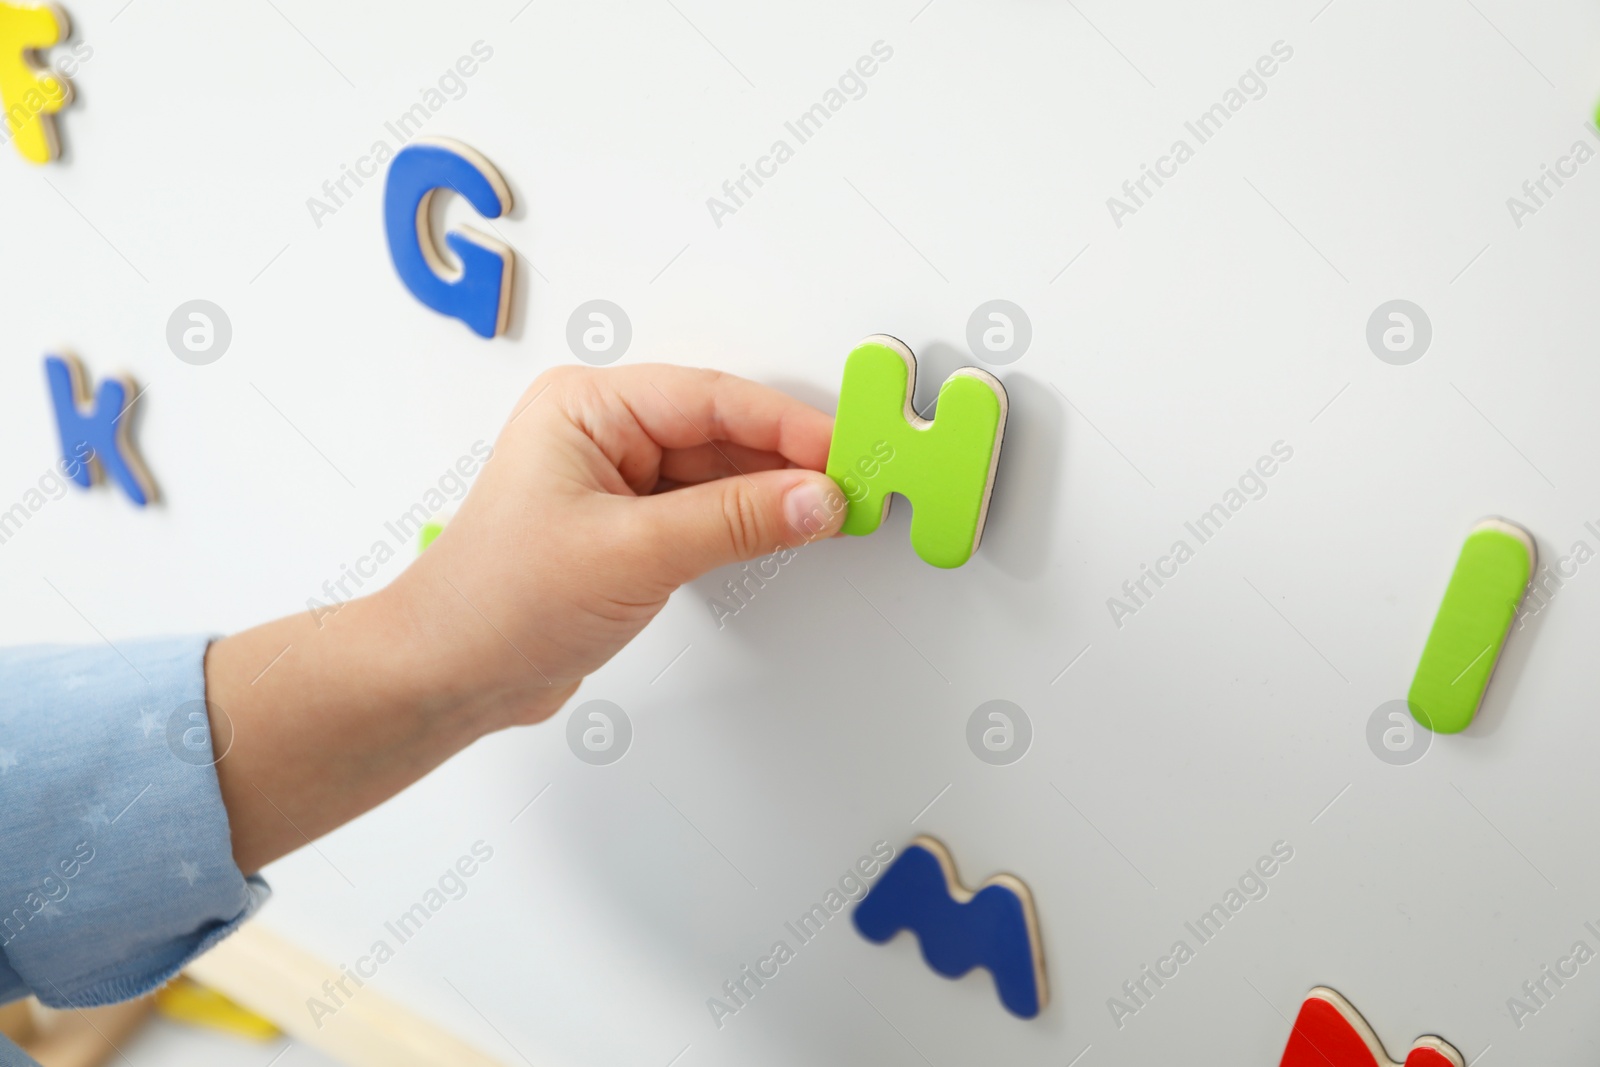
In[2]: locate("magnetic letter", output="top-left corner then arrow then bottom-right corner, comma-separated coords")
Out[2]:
44,353 -> 154,506
826,335 -> 1007,568
0,2 -> 71,163
1279,987 -> 1462,1067
383,137 -> 513,338
853,835 -> 1046,1019
1409,518 -> 1534,733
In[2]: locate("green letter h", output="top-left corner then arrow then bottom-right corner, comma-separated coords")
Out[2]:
825,335 -> 1007,569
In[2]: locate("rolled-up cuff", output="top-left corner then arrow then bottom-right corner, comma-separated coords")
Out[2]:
0,636 -> 271,1007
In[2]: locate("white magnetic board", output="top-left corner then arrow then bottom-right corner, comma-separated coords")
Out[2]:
4,1 -> 1600,1063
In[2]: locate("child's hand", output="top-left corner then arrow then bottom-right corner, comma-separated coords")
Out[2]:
390,364 -> 847,728
205,365 -> 845,872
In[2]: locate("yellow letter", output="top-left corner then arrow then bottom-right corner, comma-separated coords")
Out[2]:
0,2 -> 72,163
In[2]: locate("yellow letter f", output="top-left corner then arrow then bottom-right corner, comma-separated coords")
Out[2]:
0,2 -> 71,163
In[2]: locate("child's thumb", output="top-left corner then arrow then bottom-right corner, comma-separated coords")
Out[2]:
641,469 -> 847,584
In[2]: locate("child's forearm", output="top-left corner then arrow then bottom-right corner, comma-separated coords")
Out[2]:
202,588 -> 535,876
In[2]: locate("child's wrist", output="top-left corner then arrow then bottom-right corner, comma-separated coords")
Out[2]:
373,572 -> 575,734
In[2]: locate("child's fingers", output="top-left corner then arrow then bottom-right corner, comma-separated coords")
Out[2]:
635,467 -> 847,584
595,365 -> 834,471
658,442 -> 791,486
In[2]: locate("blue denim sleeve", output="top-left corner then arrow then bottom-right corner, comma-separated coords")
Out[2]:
0,1032 -> 36,1067
0,636 -> 269,1013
